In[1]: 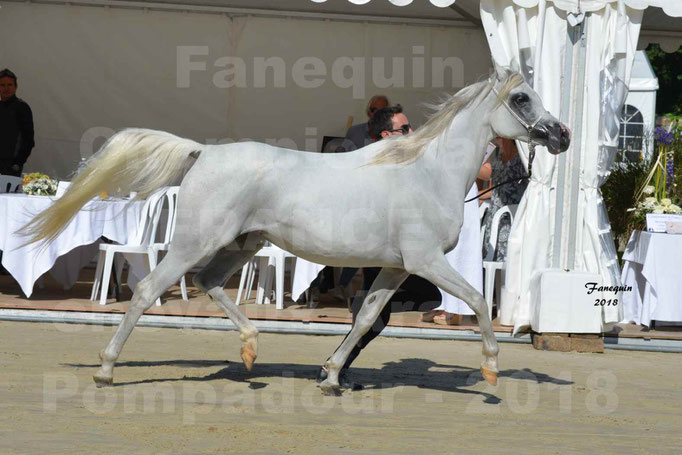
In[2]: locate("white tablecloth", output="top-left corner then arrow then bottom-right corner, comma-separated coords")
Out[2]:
621,230 -> 682,326
291,184 -> 483,315
0,194 -> 143,297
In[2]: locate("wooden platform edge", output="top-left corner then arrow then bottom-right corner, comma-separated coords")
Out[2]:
531,332 -> 604,353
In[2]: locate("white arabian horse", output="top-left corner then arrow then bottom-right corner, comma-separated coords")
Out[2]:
22,66 -> 569,395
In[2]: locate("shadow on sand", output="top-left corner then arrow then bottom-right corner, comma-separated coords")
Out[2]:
64,357 -> 574,404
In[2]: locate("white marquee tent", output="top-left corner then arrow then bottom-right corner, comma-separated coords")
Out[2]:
622,50 -> 658,159
2,0 -> 681,332
478,0 -> 680,333
310,0 -> 681,334
0,0 -> 497,178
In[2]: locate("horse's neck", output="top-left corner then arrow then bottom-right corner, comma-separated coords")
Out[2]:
423,94 -> 495,197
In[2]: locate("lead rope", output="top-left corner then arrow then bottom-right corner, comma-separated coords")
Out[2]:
464,126 -> 536,203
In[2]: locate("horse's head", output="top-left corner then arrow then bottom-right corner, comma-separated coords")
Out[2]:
488,64 -> 570,155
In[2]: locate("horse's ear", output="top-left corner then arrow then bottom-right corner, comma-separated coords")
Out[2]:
509,57 -> 521,74
492,59 -> 507,81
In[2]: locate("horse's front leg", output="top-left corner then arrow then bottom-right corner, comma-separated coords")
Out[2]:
319,267 -> 408,396
415,253 -> 499,385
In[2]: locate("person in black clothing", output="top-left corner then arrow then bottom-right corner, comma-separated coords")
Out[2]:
316,106 -> 439,389
340,94 -> 390,152
0,69 -> 34,176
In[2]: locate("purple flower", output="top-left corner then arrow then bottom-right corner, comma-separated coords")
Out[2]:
667,159 -> 674,192
655,127 -> 674,145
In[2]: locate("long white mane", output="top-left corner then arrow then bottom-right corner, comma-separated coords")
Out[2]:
369,71 -> 524,166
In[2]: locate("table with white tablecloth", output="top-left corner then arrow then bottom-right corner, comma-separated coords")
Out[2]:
291,184 -> 483,314
621,230 -> 682,326
0,194 -> 144,297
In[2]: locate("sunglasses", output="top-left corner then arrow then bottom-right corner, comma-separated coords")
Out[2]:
389,124 -> 411,135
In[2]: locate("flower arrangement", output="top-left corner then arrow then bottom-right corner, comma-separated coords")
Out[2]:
629,186 -> 682,226
627,119 -> 682,229
22,172 -> 51,186
22,172 -> 57,196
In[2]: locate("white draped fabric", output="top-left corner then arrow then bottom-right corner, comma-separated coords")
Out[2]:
0,194 -> 143,297
480,0 -> 656,332
436,183 -> 482,315
580,1 -> 642,326
481,0 -> 566,330
291,257 -> 325,303
621,231 -> 682,326
313,0 -> 682,16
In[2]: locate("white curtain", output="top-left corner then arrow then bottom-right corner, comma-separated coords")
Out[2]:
480,0 -> 649,332
581,1 -> 642,326
481,0 -> 566,330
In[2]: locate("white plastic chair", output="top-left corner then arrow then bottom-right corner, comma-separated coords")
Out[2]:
90,188 -> 168,306
0,175 -> 22,193
482,204 -> 518,320
236,258 -> 258,305
149,187 -> 188,301
236,244 -> 296,310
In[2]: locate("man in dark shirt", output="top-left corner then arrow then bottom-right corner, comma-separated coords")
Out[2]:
0,69 -> 34,176
340,94 -> 390,152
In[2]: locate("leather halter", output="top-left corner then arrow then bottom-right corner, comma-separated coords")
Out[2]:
463,80 -> 549,204
488,80 -> 552,178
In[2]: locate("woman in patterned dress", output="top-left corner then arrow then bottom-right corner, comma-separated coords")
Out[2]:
480,137 -> 528,261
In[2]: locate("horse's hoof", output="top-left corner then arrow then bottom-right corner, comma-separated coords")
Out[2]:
319,380 -> 343,397
240,343 -> 257,371
93,373 -> 113,388
481,366 -> 498,386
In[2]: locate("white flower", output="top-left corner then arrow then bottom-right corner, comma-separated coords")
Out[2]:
661,198 -> 672,207
644,197 -> 657,204
667,204 -> 682,214
22,178 -> 57,196
653,207 -> 665,214
643,185 -> 655,195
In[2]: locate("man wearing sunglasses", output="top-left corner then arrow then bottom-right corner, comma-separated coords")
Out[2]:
367,104 -> 413,140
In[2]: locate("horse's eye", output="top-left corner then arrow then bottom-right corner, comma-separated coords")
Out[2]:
512,93 -> 529,105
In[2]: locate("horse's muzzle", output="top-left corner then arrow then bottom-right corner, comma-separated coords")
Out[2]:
531,121 -> 571,154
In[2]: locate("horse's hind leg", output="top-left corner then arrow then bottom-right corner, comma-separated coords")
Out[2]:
93,247 -> 203,387
192,243 -> 263,371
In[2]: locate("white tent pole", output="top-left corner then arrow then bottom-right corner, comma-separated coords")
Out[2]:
554,15 -> 589,271
565,17 -> 589,270
552,22 -> 576,268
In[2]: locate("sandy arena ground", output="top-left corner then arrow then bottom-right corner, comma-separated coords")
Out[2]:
1,320 -> 680,454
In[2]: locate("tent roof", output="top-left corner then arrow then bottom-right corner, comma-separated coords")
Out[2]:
630,50 -> 659,91
59,0 -> 481,26
20,0 -> 682,37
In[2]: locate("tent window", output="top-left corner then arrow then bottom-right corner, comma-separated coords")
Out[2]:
618,104 -> 646,162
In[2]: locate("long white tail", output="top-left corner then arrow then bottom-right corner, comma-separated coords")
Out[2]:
20,128 -> 202,246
